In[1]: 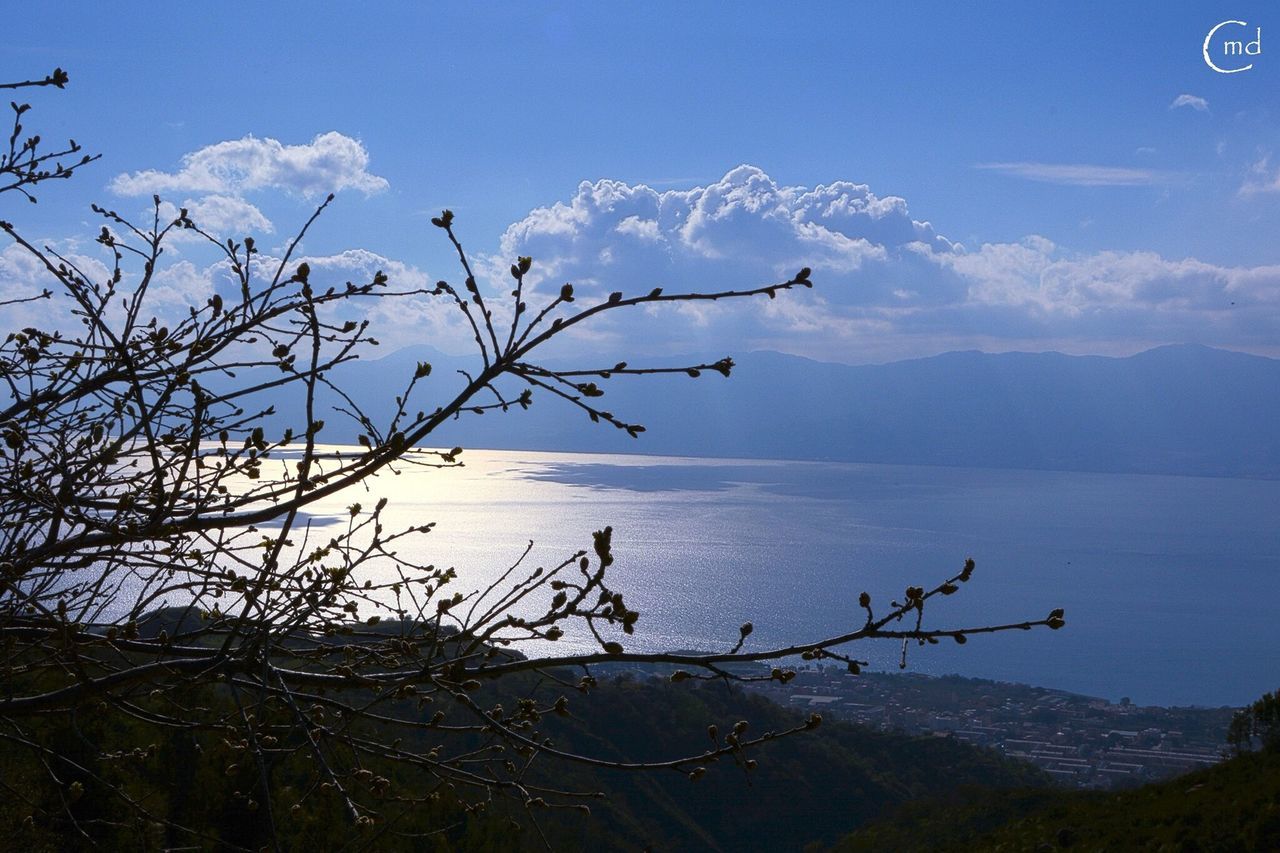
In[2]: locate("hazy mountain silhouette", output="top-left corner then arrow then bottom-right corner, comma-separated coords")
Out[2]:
248,343 -> 1280,479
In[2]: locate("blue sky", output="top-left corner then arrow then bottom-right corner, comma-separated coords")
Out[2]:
4,2 -> 1280,363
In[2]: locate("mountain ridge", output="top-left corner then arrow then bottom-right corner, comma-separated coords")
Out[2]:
243,343 -> 1280,480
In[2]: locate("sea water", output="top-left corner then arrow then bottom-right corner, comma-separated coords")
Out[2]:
292,448 -> 1280,707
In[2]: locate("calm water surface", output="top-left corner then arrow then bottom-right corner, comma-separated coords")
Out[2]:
296,448 -> 1279,707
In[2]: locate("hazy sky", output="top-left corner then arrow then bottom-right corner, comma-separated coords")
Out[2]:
4,2 -> 1280,363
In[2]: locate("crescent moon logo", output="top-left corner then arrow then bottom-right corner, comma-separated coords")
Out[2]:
1204,20 -> 1255,74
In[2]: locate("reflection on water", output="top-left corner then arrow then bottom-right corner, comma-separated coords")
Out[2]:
280,447 -> 1280,707
520,458 -> 960,501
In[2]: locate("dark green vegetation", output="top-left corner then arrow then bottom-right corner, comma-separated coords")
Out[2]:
0,671 -> 1045,851
515,678 -> 1048,851
1228,688 -> 1280,753
834,729 -> 1279,852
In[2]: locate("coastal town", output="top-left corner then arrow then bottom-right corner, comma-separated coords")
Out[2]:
596,658 -> 1237,790
748,667 -> 1235,789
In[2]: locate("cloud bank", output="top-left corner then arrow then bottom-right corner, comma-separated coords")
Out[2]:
11,160 -> 1274,364
491,166 -> 1280,361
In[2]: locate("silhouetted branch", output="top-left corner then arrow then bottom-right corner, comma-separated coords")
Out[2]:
0,69 -> 1063,847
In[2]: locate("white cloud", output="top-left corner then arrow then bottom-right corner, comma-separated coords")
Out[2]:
0,243 -> 58,329
614,216 -> 661,241
1,242 -> 122,333
490,166 -> 1280,361
110,132 -> 389,198
1,239 -> 480,358
240,249 -> 476,354
1170,94 -> 1209,112
187,194 -> 274,234
975,162 -> 1158,187
499,164 -> 950,292
1239,153 -> 1280,195
920,238 -> 1280,349
157,195 -> 275,238
11,161 -> 1277,366
145,260 -> 217,314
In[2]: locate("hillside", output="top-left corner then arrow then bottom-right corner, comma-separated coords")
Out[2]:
0,671 -> 1047,851
520,677 -> 1049,851
831,746 -> 1280,852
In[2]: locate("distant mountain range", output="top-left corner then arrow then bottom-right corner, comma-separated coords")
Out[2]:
244,343 -> 1280,479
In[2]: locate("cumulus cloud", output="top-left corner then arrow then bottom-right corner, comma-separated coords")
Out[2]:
13,160 -> 1274,365
0,243 -> 59,329
1,243 -> 122,333
1170,94 -> 1209,112
110,132 -> 388,198
974,162 -> 1158,187
499,164 -> 951,291
145,260 -> 218,314
209,249 -> 474,354
156,195 -> 275,238
492,166 -> 1280,361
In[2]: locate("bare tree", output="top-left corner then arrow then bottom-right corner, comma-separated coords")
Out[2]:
0,70 -> 1064,848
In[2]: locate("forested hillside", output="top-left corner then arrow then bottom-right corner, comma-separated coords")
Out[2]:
0,672 -> 1046,851
833,744 -> 1280,852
